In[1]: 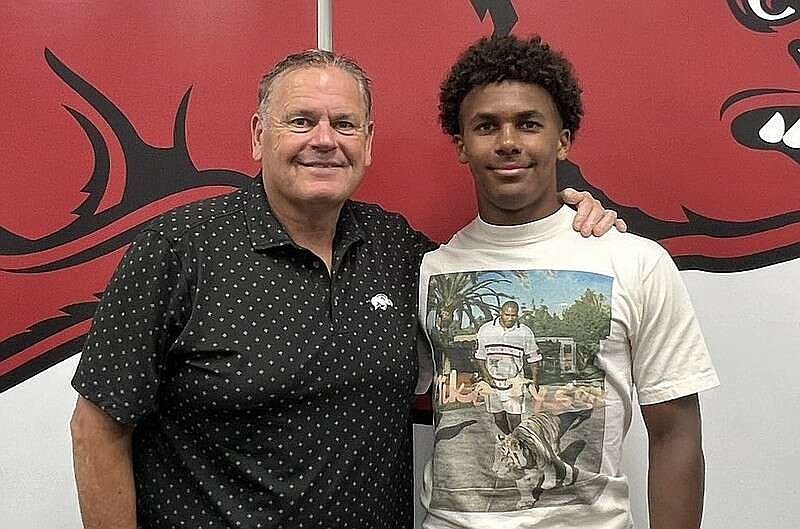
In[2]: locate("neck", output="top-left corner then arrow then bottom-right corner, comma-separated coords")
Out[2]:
266,193 -> 343,272
478,195 -> 561,226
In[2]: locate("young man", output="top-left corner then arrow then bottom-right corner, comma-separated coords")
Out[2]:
418,35 -> 719,529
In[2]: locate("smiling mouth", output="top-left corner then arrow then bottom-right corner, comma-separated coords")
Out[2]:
488,164 -> 533,176
298,161 -> 347,168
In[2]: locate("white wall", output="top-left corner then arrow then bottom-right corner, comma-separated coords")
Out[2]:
0,355 -> 81,528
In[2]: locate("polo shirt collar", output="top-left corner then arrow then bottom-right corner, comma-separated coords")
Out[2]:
243,175 -> 366,251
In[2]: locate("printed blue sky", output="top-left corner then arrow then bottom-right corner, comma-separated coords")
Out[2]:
477,269 -> 613,314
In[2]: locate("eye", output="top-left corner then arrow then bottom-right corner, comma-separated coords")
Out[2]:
288,117 -> 315,131
728,0 -> 800,32
519,119 -> 542,131
333,120 -> 358,135
746,0 -> 796,21
474,122 -> 497,133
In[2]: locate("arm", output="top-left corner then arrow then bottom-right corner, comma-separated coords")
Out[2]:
70,396 -> 137,529
640,394 -> 705,529
559,187 -> 627,236
524,329 -> 539,389
523,361 -> 539,391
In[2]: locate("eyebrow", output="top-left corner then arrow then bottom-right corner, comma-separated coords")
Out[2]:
283,109 -> 364,122
469,110 -> 547,122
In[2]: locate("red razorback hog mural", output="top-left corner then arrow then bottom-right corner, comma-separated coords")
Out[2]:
338,0 -> 800,271
0,1 -> 315,391
1,1 -> 798,392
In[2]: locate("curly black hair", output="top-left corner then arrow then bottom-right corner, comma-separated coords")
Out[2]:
439,35 -> 583,140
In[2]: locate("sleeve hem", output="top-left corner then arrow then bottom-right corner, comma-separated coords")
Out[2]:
71,380 -> 146,425
637,371 -> 720,406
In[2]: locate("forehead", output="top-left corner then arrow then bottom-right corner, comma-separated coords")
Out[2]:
461,81 -> 559,119
501,306 -> 518,314
270,66 -> 367,115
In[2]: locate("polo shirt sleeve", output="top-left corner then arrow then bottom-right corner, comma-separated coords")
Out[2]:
474,325 -> 488,360
631,249 -> 720,405
71,229 -> 190,424
525,326 -> 541,363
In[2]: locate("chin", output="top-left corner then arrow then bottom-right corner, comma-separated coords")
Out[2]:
300,187 -> 357,206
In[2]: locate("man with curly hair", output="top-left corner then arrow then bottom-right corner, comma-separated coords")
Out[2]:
418,35 -> 718,529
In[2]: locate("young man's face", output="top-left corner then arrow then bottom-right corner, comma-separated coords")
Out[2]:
456,81 -> 570,225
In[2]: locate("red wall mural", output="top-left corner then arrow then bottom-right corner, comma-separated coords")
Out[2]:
338,0 -> 800,270
2,0 -> 799,393
0,1 -> 315,391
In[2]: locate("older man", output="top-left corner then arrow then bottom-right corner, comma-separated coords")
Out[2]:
70,50 -> 619,529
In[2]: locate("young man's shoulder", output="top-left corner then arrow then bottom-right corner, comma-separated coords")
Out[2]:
423,214 -> 670,259
583,227 -> 669,259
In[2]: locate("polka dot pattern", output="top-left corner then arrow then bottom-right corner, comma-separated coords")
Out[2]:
73,177 -> 436,528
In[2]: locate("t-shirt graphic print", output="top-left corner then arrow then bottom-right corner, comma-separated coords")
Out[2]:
425,268 -> 613,512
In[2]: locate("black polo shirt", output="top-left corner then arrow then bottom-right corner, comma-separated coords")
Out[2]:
73,177 -> 435,529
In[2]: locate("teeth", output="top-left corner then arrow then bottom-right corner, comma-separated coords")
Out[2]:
757,111 -> 800,149
758,112 -> 785,143
783,117 -> 800,149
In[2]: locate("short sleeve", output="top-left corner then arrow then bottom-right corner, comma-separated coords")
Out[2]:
71,229 -> 190,423
475,324 -> 488,360
416,326 -> 434,395
525,327 -> 541,363
631,250 -> 719,405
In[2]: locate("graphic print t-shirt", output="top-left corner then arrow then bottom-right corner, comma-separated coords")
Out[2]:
417,206 -> 719,529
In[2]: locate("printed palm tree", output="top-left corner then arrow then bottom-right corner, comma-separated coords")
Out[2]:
561,288 -> 611,383
428,272 -> 513,334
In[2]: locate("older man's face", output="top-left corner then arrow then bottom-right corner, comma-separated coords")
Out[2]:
251,66 -> 373,211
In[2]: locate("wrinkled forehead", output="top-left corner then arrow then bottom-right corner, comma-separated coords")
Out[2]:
269,66 -> 371,118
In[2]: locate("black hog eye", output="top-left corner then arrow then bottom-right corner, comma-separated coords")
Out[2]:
726,0 -> 800,32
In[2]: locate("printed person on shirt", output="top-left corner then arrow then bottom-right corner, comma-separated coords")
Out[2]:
475,300 -> 540,434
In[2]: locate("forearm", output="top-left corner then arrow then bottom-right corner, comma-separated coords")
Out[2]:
476,360 -> 491,383
647,434 -> 705,529
524,362 -> 539,383
71,398 -> 137,529
642,395 -> 705,529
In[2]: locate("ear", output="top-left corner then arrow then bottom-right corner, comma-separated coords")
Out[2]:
364,120 -> 375,167
251,113 -> 264,161
557,129 -> 572,161
455,134 -> 469,164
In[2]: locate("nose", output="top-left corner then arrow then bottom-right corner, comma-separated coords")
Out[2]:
309,120 -> 337,150
496,123 -> 520,155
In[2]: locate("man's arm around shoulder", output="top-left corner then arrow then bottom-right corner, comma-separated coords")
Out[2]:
70,396 -> 137,529
641,393 -> 705,529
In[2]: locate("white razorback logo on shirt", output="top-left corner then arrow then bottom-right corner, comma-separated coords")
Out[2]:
369,293 -> 394,310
